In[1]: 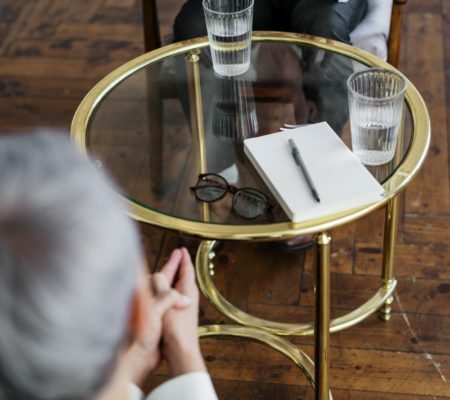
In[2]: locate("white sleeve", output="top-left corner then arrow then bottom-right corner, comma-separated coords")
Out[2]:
349,0 -> 392,61
146,372 -> 218,400
128,382 -> 144,400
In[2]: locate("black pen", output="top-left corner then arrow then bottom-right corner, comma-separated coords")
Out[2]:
288,138 -> 321,203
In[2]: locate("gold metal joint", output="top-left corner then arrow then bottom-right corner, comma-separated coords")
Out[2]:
186,49 -> 201,63
316,232 -> 331,246
382,278 -> 396,289
379,306 -> 392,321
208,261 -> 215,276
379,295 -> 394,321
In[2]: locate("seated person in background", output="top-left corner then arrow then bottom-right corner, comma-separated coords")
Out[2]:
174,0 -> 368,45
0,132 -> 218,400
174,0 -> 367,135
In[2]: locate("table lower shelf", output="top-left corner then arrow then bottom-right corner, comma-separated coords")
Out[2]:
196,240 -> 397,336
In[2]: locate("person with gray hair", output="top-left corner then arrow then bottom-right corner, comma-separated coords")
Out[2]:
0,132 -> 218,400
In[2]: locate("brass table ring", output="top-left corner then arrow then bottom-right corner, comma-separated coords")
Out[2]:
196,240 -> 397,335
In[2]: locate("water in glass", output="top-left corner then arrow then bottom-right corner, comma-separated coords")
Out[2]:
209,24 -> 251,76
351,120 -> 399,166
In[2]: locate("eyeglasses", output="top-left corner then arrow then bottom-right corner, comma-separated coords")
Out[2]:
190,173 -> 275,219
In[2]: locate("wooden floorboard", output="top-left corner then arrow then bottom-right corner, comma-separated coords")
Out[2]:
0,0 -> 449,398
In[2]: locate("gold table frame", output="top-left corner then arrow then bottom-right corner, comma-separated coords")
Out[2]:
198,324 -> 333,398
71,32 -> 430,400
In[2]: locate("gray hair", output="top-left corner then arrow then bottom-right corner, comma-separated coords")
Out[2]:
0,132 -> 142,399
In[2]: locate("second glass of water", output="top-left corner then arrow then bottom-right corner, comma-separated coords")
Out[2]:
347,68 -> 407,166
203,0 -> 254,77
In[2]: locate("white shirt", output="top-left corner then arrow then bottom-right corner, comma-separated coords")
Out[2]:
128,372 -> 218,400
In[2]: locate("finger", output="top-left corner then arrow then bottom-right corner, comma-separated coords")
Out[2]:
175,248 -> 197,293
174,294 -> 192,309
153,289 -> 190,317
152,273 -> 190,308
180,248 -> 195,280
146,274 -> 155,297
159,249 -> 183,285
152,273 -> 170,294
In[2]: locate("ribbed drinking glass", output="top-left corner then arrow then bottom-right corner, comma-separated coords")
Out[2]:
203,0 -> 254,77
347,68 -> 407,165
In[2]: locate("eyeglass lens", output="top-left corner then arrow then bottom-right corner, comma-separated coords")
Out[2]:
195,174 -> 228,202
193,174 -> 270,219
233,189 -> 268,218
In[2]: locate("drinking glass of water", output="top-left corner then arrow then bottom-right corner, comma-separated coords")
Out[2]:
347,68 -> 407,165
203,0 -> 254,77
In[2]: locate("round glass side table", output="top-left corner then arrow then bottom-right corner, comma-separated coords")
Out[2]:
71,32 -> 430,400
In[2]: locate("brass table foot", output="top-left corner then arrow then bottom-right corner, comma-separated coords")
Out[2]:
379,295 -> 394,321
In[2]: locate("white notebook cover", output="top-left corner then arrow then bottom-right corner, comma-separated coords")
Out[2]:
243,122 -> 384,222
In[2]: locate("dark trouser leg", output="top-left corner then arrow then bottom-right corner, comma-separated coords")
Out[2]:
173,0 -> 207,42
290,0 -> 368,43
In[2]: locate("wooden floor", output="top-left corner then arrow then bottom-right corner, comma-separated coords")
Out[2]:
1,0 -> 449,399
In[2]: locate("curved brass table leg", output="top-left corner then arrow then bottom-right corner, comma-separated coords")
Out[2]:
196,240 -> 397,335
380,195 -> 400,321
198,324 -> 333,399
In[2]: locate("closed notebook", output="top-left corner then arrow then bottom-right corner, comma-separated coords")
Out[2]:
243,122 -> 384,222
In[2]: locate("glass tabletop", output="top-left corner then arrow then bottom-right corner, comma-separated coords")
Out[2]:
74,34 -> 428,239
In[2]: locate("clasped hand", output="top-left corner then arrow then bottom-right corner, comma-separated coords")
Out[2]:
127,248 -> 206,384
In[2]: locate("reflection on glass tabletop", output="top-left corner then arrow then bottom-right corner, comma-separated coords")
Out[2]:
84,39 -> 414,228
